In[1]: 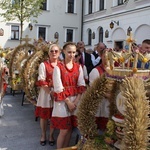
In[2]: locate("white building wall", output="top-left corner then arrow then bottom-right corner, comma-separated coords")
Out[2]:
83,0 -> 150,50
0,0 -> 150,49
0,0 -> 82,48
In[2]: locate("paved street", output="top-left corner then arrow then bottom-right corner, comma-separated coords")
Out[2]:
0,91 -> 77,150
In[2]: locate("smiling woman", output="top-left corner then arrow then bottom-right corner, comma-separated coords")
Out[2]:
35,43 -> 61,146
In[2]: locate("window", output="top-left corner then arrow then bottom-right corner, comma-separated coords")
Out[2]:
68,0 -> 74,13
88,29 -> 92,45
38,27 -> 46,40
99,27 -> 103,42
99,0 -> 104,10
11,25 -> 19,40
66,29 -> 73,42
118,0 -> 123,5
41,0 -> 47,10
89,0 -> 92,14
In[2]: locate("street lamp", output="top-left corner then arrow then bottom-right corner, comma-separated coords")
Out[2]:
54,32 -> 59,39
92,32 -> 95,39
105,30 -> 109,38
110,20 -> 119,29
127,26 -> 132,36
28,23 -> 33,31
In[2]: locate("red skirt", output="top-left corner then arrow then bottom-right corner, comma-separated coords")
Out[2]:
51,115 -> 77,129
35,106 -> 53,119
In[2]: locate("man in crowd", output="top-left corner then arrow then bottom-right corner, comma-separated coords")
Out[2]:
91,42 -> 106,67
137,39 -> 150,69
139,39 -> 150,54
77,41 -> 93,75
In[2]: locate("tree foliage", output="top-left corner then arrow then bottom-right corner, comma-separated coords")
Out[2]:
0,0 -> 46,41
0,0 -> 45,22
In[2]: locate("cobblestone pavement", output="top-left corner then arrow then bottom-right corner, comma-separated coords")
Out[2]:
0,92 -> 77,150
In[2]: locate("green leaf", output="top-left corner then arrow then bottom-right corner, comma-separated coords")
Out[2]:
0,0 -> 45,40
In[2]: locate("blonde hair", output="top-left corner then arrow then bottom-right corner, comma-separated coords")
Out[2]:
48,44 -> 60,54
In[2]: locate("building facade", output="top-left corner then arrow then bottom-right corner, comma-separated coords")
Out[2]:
83,0 -> 150,50
0,0 -> 150,50
0,0 -> 83,48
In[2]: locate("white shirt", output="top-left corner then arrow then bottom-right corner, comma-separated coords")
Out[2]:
89,67 -> 109,118
82,52 -> 85,64
89,68 -> 99,86
91,50 -> 101,66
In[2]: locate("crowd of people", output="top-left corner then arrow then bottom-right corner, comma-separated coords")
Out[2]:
34,39 -> 150,149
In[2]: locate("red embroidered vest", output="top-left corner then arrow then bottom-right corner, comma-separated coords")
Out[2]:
44,60 -> 54,87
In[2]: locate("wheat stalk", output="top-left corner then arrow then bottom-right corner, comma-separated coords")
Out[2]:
121,77 -> 149,150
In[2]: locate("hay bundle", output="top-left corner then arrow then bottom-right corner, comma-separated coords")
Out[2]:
121,77 -> 149,150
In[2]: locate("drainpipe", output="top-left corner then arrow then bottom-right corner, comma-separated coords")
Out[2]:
81,0 -> 84,41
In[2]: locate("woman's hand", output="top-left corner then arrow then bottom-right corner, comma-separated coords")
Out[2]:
65,99 -> 76,112
73,101 -> 78,107
73,94 -> 81,107
68,101 -> 76,112
42,86 -> 50,94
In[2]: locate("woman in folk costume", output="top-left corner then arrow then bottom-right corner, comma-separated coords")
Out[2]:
35,44 -> 60,146
51,42 -> 86,148
89,49 -> 109,132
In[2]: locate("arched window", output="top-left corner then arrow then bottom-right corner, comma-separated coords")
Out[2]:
88,29 -> 92,45
99,27 -> 103,42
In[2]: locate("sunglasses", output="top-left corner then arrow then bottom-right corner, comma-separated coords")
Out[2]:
50,50 -> 59,53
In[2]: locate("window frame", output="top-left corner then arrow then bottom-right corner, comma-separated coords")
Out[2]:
99,0 -> 104,11
89,0 -> 92,14
68,0 -> 74,13
38,26 -> 46,41
99,27 -> 103,43
66,29 -> 74,42
11,25 -> 19,40
41,0 -> 47,10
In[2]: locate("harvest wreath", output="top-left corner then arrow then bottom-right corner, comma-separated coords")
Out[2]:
77,75 -> 149,150
9,41 -> 37,91
77,76 -> 118,150
77,42 -> 150,149
21,42 -> 50,104
8,36 -> 58,104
